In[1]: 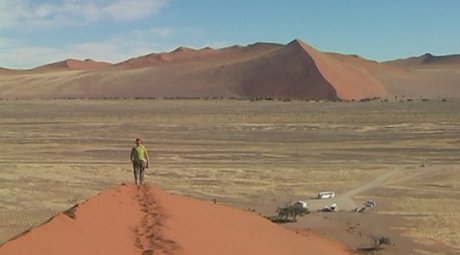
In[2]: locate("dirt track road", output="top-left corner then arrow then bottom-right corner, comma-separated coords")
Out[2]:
307,165 -> 440,211
338,167 -> 401,209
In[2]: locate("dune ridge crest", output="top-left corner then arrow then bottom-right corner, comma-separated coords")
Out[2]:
291,40 -> 390,99
386,53 -> 460,68
0,183 -> 351,255
33,59 -> 112,70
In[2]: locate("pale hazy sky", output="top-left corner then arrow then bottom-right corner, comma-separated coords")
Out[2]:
1,0 -> 459,69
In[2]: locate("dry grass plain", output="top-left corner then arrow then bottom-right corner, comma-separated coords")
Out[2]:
0,98 -> 459,254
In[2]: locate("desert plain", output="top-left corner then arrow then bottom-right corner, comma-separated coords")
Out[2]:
0,98 -> 459,254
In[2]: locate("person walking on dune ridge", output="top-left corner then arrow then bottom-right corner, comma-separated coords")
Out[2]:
130,138 -> 150,185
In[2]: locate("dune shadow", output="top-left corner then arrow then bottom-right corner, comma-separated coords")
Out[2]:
63,204 -> 79,219
142,249 -> 154,255
355,246 -> 384,254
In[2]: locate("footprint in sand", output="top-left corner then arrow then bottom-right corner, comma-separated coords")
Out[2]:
134,185 -> 179,255
142,249 -> 154,255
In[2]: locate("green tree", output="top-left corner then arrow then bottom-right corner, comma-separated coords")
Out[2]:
276,204 -> 309,222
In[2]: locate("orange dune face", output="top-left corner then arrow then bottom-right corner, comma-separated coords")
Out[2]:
0,184 -> 143,255
0,183 -> 351,255
293,40 -> 389,100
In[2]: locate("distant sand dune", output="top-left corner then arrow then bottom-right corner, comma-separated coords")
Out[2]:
33,59 -> 111,71
293,40 -> 389,100
0,39 -> 459,99
386,53 -> 460,68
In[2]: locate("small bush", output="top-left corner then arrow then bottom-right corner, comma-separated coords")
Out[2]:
357,236 -> 392,253
375,236 -> 392,247
274,204 -> 309,223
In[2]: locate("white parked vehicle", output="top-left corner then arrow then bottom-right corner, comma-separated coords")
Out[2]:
365,200 -> 376,208
317,191 -> 335,199
322,203 -> 338,212
291,201 -> 308,209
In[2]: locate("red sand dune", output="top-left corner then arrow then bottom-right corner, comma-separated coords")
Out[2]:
385,53 -> 460,68
380,53 -> 460,98
0,39 -> 459,99
290,40 -> 390,100
0,67 -> 16,74
115,43 -> 281,68
33,58 -> 111,70
0,183 -> 351,255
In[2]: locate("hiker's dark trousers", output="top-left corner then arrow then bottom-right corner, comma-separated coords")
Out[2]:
132,160 -> 146,184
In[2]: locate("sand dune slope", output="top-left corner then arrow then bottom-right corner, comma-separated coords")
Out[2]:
386,53 -> 460,68
379,53 -> 460,98
295,41 -> 390,100
0,67 -> 16,74
33,59 -> 112,70
0,40 -> 388,100
216,39 -> 338,100
0,183 -> 351,255
116,43 -> 281,68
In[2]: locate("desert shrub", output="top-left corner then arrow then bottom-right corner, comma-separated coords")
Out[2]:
374,236 -> 392,247
360,97 -> 380,102
357,236 -> 392,253
249,97 -> 264,101
274,204 -> 309,222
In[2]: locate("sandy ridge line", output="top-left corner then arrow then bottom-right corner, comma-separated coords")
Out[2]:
135,186 -> 178,255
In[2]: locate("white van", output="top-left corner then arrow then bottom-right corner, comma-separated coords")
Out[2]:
317,191 -> 335,199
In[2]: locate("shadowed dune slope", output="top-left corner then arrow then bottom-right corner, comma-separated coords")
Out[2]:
216,39 -> 339,100
0,183 -> 351,255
